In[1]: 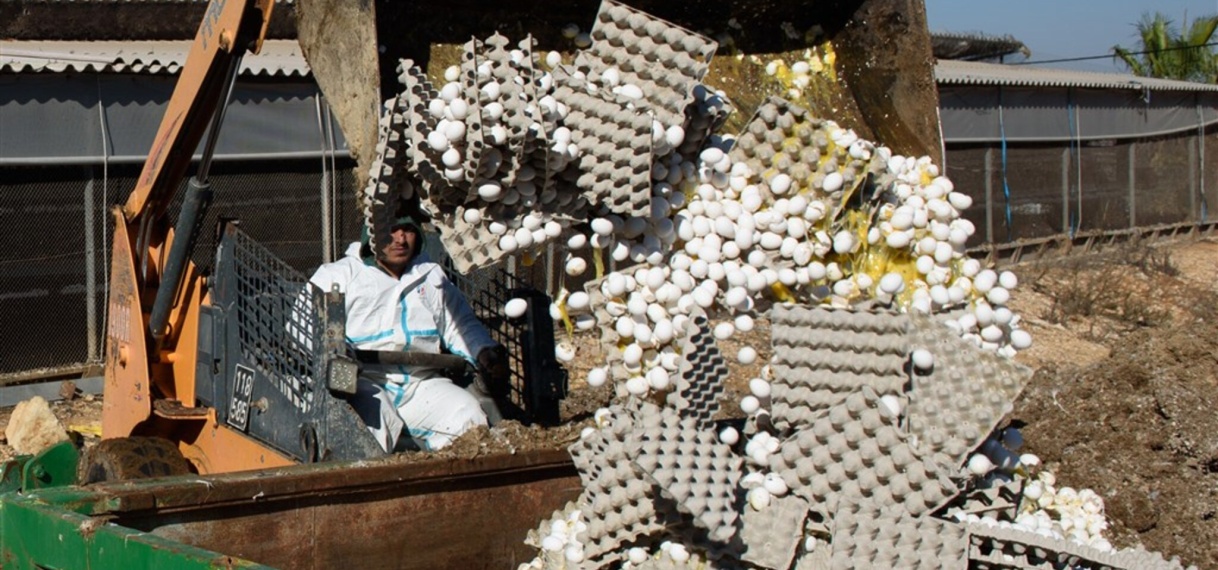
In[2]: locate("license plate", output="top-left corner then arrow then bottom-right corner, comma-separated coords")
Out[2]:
227,364 -> 255,431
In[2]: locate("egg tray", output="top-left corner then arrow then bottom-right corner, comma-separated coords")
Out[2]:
628,404 -> 743,544
485,34 -> 535,185
664,311 -> 727,430
398,61 -> 456,202
631,552 -> 717,570
830,499 -> 968,570
576,0 -> 717,129
361,94 -> 411,254
729,97 -> 872,207
426,207 -> 508,275
904,312 -> 1032,469
768,303 -> 911,431
551,68 -> 654,218
965,523 -> 1195,570
767,386 -> 959,519
455,37 -> 492,192
459,34 -> 531,194
738,494 -> 810,570
567,408 -> 681,566
944,479 -> 1024,522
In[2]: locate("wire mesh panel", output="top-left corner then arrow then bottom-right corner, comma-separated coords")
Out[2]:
1134,135 -> 1195,226
229,227 -> 321,415
441,255 -> 567,425
0,166 -> 92,380
943,145 -> 991,247
1203,128 -> 1218,220
1002,145 -> 1067,240
1078,142 -> 1131,232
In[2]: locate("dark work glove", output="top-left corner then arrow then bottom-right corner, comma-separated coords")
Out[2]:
476,344 -> 511,398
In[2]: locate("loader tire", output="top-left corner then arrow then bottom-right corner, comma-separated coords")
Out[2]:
79,436 -> 194,484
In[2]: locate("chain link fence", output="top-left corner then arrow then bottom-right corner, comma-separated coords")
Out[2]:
0,159 -> 361,383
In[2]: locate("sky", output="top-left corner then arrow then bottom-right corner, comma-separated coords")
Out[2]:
924,0 -> 1218,73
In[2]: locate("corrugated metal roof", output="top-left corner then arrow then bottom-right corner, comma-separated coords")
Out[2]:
936,59 -> 1218,92
0,40 -> 310,77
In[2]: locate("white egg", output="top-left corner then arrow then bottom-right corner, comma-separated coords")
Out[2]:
713,322 -> 736,340
567,291 -> 590,312
740,395 -> 761,415
738,346 -> 758,365
565,257 -> 588,277
763,473 -> 789,497
555,342 -> 575,362
590,217 -> 614,236
769,173 -> 792,195
1010,329 -> 1033,350
628,547 -> 648,565
878,395 -> 902,417
974,269 -> 997,293
749,378 -> 771,398
625,376 -> 649,396
735,314 -> 755,332
747,486 -> 772,510
968,453 -> 996,476
986,286 -> 1010,306
822,171 -> 844,193
478,182 -> 503,200
719,426 -> 740,445
999,270 -> 1019,289
878,273 -> 906,294
911,349 -> 934,371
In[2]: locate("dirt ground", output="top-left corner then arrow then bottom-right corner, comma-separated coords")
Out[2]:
1008,238 -> 1218,569
2,237 -> 1216,567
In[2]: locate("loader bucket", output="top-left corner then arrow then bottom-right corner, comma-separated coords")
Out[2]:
295,0 -> 943,180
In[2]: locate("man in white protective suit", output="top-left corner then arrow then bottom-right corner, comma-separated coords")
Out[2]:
309,213 -> 510,452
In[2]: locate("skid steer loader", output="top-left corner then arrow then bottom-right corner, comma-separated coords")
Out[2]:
0,0 -> 951,567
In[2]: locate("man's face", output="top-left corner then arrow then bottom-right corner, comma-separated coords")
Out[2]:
379,224 -> 418,273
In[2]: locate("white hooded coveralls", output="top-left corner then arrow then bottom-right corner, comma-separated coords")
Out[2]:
310,242 -> 496,451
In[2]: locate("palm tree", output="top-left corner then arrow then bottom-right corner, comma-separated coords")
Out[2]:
1112,12 -> 1218,83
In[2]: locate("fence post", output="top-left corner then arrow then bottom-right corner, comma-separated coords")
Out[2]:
984,146 -> 994,244
1128,142 -> 1136,228
1061,148 -> 1070,234
84,173 -> 99,362
1190,127 -> 1199,222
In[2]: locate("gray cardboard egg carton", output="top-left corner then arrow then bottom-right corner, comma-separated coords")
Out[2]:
946,479 -> 1024,522
426,206 -> 507,275
767,386 -> 958,519
664,312 -> 727,429
361,94 -> 410,254
552,68 -> 654,218
628,405 -> 743,544
728,97 -> 822,200
397,61 -> 450,200
458,34 -> 529,193
738,494 -> 810,570
830,499 -> 968,570
768,304 -> 911,429
965,523 -> 1195,570
576,0 -> 717,129
456,38 -> 490,191
904,312 -> 1032,468
566,407 -> 681,566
